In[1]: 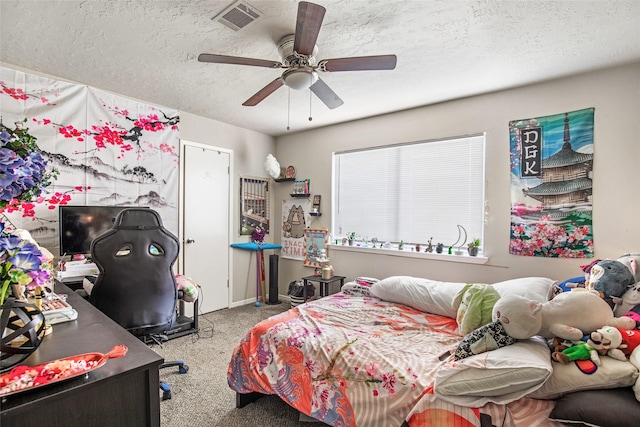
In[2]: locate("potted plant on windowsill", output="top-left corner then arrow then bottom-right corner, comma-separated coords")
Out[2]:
347,232 -> 356,246
468,238 -> 481,256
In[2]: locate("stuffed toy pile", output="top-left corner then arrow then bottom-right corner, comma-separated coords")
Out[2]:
455,292 -> 636,360
586,253 -> 640,306
551,325 -> 626,365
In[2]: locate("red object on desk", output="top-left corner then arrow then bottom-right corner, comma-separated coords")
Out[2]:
0,345 -> 128,397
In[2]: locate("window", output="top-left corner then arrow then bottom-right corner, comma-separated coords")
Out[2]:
332,134 -> 485,250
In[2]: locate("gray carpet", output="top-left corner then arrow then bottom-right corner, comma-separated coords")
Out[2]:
153,301 -> 326,427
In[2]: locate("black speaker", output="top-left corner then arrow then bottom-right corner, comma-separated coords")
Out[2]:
267,254 -> 282,305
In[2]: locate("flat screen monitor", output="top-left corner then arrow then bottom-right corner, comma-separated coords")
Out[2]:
58,205 -> 145,257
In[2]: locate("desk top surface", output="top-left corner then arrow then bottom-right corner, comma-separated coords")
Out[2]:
1,282 -> 163,411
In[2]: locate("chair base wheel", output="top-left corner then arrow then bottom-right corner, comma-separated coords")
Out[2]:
160,382 -> 172,400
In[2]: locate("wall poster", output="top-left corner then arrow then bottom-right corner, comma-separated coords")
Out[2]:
0,66 -> 180,255
303,228 -> 329,268
281,198 -> 311,260
509,107 -> 594,258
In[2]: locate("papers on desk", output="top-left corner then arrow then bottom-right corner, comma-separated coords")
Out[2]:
56,261 -> 99,281
35,293 -> 78,325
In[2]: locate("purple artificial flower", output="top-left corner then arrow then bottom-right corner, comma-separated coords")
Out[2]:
0,129 -> 11,146
8,251 -> 42,273
28,267 -> 51,287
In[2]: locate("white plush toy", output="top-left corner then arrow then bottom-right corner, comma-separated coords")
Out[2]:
614,282 -> 640,317
263,154 -> 281,179
618,253 -> 640,282
496,292 -> 636,341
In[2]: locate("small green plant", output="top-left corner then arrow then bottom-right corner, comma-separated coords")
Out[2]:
468,238 -> 481,248
347,232 -> 357,240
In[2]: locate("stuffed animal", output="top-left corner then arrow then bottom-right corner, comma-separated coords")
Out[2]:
617,253 -> 640,282
617,327 -> 640,357
453,314 -> 517,360
587,259 -> 636,307
551,336 -> 583,354
453,292 -> 636,360
492,292 -> 635,341
453,283 -> 501,335
454,293 -> 543,360
175,274 -> 199,302
614,282 -> 640,318
552,325 -> 626,365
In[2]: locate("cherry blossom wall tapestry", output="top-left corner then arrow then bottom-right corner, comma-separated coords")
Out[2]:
509,107 -> 594,258
0,66 -> 179,255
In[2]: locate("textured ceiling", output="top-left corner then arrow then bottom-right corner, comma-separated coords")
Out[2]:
1,0 -> 640,137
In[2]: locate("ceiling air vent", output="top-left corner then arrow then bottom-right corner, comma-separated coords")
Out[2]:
213,1 -> 261,31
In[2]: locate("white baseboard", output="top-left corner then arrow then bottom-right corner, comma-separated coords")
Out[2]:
229,294 -> 290,308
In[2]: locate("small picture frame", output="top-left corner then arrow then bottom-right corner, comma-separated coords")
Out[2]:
303,228 -> 329,267
312,195 -> 321,214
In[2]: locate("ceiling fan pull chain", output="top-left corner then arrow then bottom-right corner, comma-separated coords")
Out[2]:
309,87 -> 313,122
287,88 -> 291,131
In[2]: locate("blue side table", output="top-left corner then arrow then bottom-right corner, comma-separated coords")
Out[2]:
230,242 -> 282,305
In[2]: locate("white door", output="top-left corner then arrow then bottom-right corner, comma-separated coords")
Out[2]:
182,142 -> 231,313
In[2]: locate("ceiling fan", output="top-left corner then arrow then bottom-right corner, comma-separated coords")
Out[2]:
198,1 -> 397,109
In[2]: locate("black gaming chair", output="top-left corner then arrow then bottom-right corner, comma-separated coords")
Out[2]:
89,208 -> 188,400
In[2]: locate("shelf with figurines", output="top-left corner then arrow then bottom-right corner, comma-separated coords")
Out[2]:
290,179 -> 310,198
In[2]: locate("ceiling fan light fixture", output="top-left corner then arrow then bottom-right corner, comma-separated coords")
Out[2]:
282,67 -> 318,90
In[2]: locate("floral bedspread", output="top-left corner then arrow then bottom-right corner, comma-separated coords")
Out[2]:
228,293 -> 477,426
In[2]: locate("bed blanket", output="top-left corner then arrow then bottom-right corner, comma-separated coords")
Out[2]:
228,293 -> 464,426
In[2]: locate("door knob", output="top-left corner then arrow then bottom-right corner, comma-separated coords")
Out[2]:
186,239 -> 195,244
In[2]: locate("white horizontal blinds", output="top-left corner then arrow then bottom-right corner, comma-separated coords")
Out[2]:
334,135 -> 485,245
334,147 -> 399,240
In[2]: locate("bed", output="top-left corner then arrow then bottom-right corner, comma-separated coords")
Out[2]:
228,276 -> 640,426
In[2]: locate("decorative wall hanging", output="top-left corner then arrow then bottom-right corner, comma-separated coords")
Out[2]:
303,228 -> 329,268
281,198 -> 312,260
240,176 -> 270,235
509,108 -> 594,258
0,66 -> 180,254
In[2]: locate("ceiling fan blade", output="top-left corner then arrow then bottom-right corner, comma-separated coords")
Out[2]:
198,53 -> 282,69
242,78 -> 284,106
310,78 -> 344,109
320,55 -> 397,72
293,2 -> 326,56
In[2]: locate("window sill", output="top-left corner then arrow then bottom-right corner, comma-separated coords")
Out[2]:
328,244 -> 489,265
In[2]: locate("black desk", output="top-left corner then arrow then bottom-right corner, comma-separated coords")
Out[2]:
302,275 -> 346,299
1,282 -> 163,427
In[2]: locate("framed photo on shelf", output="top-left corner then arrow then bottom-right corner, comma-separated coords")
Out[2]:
312,195 -> 321,213
303,228 -> 329,267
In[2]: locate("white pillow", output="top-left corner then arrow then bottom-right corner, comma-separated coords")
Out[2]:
628,346 -> 640,402
529,356 -> 639,399
369,276 -> 466,318
434,336 -> 552,407
492,277 -> 556,303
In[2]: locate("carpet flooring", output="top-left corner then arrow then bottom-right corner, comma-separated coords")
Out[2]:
153,301 -> 326,427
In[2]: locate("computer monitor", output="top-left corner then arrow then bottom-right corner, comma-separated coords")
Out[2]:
58,205 -> 145,257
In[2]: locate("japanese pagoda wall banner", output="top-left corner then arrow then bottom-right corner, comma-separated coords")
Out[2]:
0,66 -> 180,254
509,108 -> 594,258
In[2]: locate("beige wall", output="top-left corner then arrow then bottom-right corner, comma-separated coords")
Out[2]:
9,62 -> 640,305
273,62 -> 640,292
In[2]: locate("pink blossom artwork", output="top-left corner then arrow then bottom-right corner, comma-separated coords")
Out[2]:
0,66 -> 179,254
509,108 -> 594,258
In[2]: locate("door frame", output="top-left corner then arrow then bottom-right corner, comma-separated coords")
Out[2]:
179,139 -> 234,310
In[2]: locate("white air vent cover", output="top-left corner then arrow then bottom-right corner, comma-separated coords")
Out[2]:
213,1 -> 261,31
